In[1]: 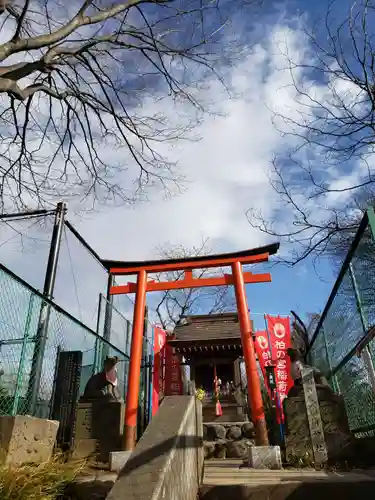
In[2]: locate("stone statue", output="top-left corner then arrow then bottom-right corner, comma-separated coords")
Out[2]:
286,348 -> 330,397
82,356 -> 120,401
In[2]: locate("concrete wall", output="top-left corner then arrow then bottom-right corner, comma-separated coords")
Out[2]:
106,396 -> 203,500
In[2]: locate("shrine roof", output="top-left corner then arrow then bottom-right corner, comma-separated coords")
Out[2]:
169,336 -> 242,354
172,312 -> 253,342
101,242 -> 279,273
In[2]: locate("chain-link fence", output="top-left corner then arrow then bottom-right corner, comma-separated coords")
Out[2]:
0,210 -> 156,438
307,207 -> 375,436
96,293 -> 155,436
0,262 -> 130,419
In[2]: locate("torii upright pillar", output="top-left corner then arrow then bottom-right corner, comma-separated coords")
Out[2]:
232,261 -> 269,445
124,269 -> 147,450
104,243 -> 279,450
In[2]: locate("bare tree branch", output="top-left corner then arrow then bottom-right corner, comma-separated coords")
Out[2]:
248,0 -> 375,265
0,0 -> 264,212
153,237 -> 235,330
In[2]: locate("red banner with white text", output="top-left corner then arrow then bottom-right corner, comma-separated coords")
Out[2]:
152,327 -> 167,416
265,315 -> 293,403
254,316 -> 293,423
164,343 -> 183,396
254,329 -> 273,384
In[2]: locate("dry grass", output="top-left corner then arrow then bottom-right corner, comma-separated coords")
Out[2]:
0,454 -> 84,500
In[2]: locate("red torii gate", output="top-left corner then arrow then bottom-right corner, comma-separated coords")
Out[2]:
102,242 -> 279,450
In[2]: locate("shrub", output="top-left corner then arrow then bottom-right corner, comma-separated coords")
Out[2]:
0,454 -> 83,500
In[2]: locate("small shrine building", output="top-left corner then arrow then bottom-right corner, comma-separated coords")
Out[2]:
168,312 -> 253,422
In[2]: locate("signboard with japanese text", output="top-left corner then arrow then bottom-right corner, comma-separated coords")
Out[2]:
164,343 -> 183,396
152,327 -> 167,416
265,315 -> 293,404
301,367 -> 328,465
254,316 -> 293,423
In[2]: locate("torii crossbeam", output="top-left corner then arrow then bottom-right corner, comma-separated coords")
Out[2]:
102,242 -> 280,451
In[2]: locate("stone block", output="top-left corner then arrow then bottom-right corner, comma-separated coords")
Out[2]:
242,422 -> 255,439
73,401 -> 125,462
206,424 -> 226,441
72,438 -> 98,460
284,388 -> 354,464
226,425 -> 242,440
214,440 -> 227,459
204,442 -> 216,459
109,450 -> 132,472
0,415 -> 59,466
226,439 -> 249,459
248,445 -> 282,470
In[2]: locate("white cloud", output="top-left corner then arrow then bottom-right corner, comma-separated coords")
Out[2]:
0,18 -> 332,332
69,25 -> 314,262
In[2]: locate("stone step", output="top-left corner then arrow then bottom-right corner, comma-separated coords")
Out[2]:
200,460 -> 375,499
203,405 -> 246,423
199,481 -> 375,499
203,396 -> 236,404
64,470 -> 117,500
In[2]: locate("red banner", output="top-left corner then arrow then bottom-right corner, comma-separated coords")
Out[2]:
254,329 -> 273,380
266,315 -> 293,403
152,327 -> 166,416
164,343 -> 183,396
254,316 -> 293,423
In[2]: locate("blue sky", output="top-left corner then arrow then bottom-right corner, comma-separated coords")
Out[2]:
0,0 -> 362,337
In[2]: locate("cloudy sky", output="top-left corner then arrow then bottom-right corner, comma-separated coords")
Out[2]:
0,0 -> 360,341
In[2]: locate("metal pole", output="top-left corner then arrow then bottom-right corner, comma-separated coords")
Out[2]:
148,327 -> 155,421
12,294 -> 34,415
141,307 -> 149,434
92,293 -> 104,375
27,202 -> 66,414
48,345 -> 61,419
349,263 -> 375,395
103,274 -> 115,343
125,320 -> 131,356
124,269 -> 147,451
94,294 -> 103,374
231,261 -> 269,446
321,326 -> 340,394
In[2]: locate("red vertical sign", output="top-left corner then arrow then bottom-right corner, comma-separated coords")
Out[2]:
254,316 -> 293,423
164,343 -> 183,396
254,330 -> 273,384
265,315 -> 293,403
152,327 -> 166,416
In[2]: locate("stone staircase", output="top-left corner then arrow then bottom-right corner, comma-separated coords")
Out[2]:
199,460 -> 375,499
202,394 -> 247,423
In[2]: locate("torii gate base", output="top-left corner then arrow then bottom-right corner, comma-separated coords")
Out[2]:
102,244 -> 280,450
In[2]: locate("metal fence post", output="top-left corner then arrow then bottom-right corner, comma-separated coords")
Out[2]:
27,202 -> 66,414
321,325 -> 340,394
11,294 -> 35,415
103,274 -> 114,343
349,262 -> 375,395
125,320 -> 131,356
94,294 -> 104,374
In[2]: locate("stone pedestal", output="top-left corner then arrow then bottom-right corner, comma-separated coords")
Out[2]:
248,445 -> 282,469
73,400 -> 125,462
0,415 -> 59,466
284,386 -> 353,464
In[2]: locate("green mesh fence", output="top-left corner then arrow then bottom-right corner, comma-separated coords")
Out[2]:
308,208 -> 375,436
97,294 -> 132,356
334,346 -> 375,434
90,292 -> 153,435
0,264 -> 130,418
